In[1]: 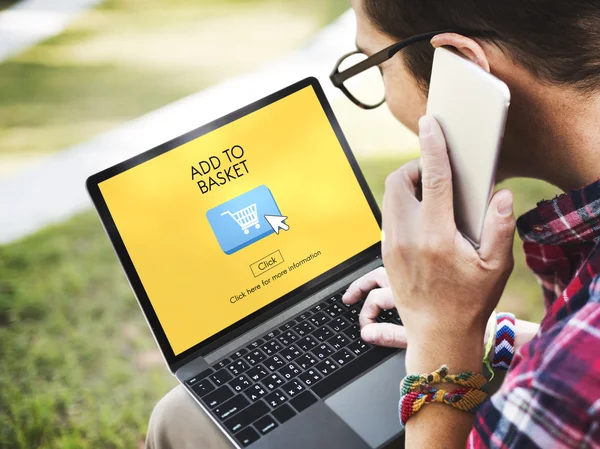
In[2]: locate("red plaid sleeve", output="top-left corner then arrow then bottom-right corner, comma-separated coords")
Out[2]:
467,275 -> 600,448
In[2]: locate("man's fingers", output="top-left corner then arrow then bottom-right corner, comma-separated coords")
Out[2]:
342,267 -> 389,304
361,323 -> 407,348
478,189 -> 516,268
418,115 -> 454,226
358,288 -> 395,328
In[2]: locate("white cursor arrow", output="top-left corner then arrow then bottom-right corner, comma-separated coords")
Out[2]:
264,215 -> 290,235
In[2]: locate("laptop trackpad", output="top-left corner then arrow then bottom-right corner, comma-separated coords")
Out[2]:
325,351 -> 406,448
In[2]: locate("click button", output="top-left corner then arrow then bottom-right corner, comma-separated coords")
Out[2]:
251,251 -> 284,277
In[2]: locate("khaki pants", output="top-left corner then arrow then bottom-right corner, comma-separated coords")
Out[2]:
146,386 -> 232,449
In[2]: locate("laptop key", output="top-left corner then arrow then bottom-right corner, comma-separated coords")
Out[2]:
264,389 -> 287,408
224,400 -> 269,433
332,348 -> 355,367
309,303 -> 326,314
279,319 -> 297,332
214,394 -> 250,421
348,340 -> 370,357
231,348 -> 248,360
279,330 -> 299,345
290,390 -> 318,413
282,379 -> 305,397
298,368 -> 322,387
230,374 -> 252,393
296,353 -> 318,370
329,316 -> 351,332
328,334 -> 350,351
297,311 -> 312,322
315,359 -> 339,377
247,364 -> 270,382
343,323 -> 361,341
295,321 -> 315,337
185,368 -> 213,386
272,403 -> 296,424
214,358 -> 231,371
204,385 -> 234,408
297,335 -> 318,352
343,308 -> 359,323
210,369 -> 233,386
309,312 -> 330,327
244,349 -> 266,366
254,415 -> 278,435
263,373 -> 285,390
312,325 -> 333,342
235,426 -> 260,447
245,384 -> 268,402
263,329 -> 280,341
313,343 -> 334,360
279,362 -> 301,381
326,296 -> 338,304
262,340 -> 282,356
280,345 -> 302,362
191,378 -> 215,397
228,360 -> 251,376
247,338 -> 265,350
313,346 -> 397,399
264,354 -> 285,372
324,303 -> 346,319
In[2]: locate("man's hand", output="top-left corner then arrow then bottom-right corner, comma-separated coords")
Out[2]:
383,115 -> 516,447
342,267 -> 407,348
383,116 -> 516,372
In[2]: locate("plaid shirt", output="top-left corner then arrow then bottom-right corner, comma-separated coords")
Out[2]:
468,180 -> 600,449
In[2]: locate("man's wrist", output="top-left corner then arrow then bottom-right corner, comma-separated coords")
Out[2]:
406,329 -> 485,375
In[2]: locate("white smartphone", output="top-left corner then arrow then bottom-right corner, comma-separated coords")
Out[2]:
426,47 -> 511,248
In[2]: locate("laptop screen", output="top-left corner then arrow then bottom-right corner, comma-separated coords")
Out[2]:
97,85 -> 381,356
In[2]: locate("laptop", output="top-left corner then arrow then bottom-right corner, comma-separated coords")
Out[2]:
86,77 -> 406,449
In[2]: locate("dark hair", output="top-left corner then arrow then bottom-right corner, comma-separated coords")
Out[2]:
363,0 -> 600,93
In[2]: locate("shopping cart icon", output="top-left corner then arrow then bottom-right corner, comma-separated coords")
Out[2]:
207,185 -> 282,254
221,204 -> 260,235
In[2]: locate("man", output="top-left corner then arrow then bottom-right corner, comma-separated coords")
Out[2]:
146,0 -> 600,447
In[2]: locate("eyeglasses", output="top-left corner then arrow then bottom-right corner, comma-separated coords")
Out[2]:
330,29 -> 492,110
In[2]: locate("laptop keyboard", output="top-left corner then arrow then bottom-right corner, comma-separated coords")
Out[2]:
184,288 -> 401,447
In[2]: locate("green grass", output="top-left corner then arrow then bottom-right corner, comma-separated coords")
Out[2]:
0,0 -> 349,157
0,155 -> 560,448
0,213 -> 176,448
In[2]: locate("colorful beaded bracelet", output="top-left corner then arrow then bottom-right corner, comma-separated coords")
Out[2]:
401,365 -> 488,395
399,365 -> 489,426
399,385 -> 488,426
492,312 -> 516,370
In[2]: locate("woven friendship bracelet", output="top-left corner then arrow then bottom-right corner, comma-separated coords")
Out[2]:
401,365 -> 487,395
399,385 -> 488,426
492,313 -> 516,370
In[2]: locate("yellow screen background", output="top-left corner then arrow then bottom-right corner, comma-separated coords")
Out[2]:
99,86 -> 381,355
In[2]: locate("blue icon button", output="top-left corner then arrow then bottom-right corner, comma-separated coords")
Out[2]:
207,185 -> 281,255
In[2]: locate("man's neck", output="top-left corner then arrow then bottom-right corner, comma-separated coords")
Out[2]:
496,61 -> 600,192
533,87 -> 600,191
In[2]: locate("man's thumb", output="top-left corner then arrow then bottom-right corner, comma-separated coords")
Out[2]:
361,323 -> 407,348
478,189 -> 516,266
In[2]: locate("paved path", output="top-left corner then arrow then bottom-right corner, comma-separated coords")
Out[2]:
0,10 -> 417,244
0,0 -> 102,62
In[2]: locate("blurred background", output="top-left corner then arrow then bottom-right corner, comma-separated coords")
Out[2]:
0,0 -> 559,447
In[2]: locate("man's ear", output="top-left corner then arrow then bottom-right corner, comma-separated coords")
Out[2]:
430,33 -> 490,72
